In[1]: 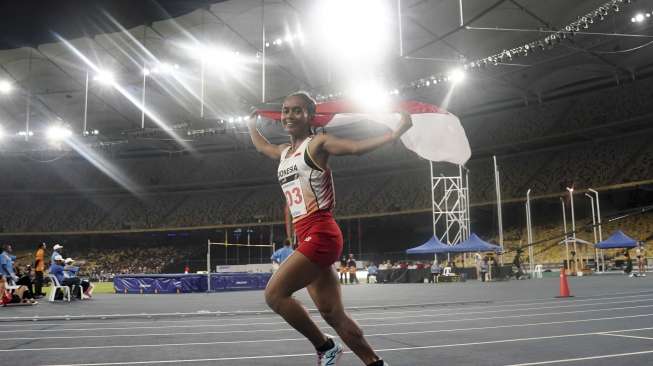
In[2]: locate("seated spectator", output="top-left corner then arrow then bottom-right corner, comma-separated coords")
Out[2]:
1,275 -> 36,305
378,261 -> 390,270
15,265 -> 35,297
65,258 -> 94,298
366,263 -> 378,283
625,251 -> 634,277
49,255 -> 89,299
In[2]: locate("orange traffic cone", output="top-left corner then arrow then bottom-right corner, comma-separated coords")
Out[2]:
556,267 -> 573,298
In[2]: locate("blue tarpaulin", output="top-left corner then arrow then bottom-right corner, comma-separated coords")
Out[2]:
595,230 -> 638,249
113,273 -> 272,294
406,236 -> 451,254
446,233 -> 503,253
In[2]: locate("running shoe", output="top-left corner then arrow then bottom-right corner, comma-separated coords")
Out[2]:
317,341 -> 343,366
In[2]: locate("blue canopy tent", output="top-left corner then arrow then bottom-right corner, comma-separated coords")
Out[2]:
406,236 -> 451,254
595,230 -> 638,249
446,233 -> 503,253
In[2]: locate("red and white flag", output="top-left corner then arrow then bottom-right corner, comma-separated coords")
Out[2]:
257,100 -> 471,165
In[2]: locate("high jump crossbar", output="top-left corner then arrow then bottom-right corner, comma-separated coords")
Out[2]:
206,240 -> 274,292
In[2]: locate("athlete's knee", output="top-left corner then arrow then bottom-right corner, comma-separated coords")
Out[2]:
264,285 -> 290,312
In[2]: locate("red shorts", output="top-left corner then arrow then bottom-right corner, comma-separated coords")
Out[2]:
294,211 -> 343,268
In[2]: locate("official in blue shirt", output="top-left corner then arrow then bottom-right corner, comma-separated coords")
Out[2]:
48,255 -> 67,285
0,244 -> 18,282
271,240 -> 294,266
63,258 -> 80,278
51,244 -> 64,263
366,263 -> 378,283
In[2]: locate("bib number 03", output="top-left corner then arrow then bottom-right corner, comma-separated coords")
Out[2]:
282,180 -> 307,217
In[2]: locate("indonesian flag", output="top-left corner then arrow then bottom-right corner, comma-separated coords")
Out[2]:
257,100 -> 471,165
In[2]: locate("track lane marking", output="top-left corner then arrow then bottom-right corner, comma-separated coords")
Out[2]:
39,327 -> 653,365
2,314 -> 652,349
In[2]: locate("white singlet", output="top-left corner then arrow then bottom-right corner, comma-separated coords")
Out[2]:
277,136 -> 335,223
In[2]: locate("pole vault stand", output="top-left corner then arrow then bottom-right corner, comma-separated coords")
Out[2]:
206,240 -> 274,292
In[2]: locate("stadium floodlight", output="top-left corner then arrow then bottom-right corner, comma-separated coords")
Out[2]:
349,81 -> 391,111
0,80 -> 12,94
631,13 -> 646,22
46,125 -> 73,141
93,71 -> 115,85
315,0 -> 391,60
447,69 -> 466,84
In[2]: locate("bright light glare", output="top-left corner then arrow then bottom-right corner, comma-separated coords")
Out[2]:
635,13 -> 645,22
315,0 -> 391,61
46,126 -> 73,141
448,69 -> 466,84
349,81 -> 391,111
186,45 -> 249,70
0,126 -> 4,139
0,80 -> 12,94
142,68 -> 151,76
93,71 -> 115,85
152,62 -> 178,75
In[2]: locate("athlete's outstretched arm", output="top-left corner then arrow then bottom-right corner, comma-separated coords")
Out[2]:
315,112 -> 413,157
247,113 -> 287,160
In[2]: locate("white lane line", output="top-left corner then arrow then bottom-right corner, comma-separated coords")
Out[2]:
4,291 -> 653,330
503,349 -> 653,366
3,312 -> 653,345
6,297 -> 653,333
4,288 -> 653,326
599,333 -> 653,341
5,300 -> 653,334
40,327 -> 653,366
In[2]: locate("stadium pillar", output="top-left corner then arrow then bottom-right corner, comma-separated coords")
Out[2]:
589,189 -> 604,272
567,188 -> 578,274
493,156 -> 504,262
560,197 -> 570,273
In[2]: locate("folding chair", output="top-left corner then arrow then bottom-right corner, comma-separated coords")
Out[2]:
48,275 -> 71,302
534,264 -> 544,279
5,277 -> 20,291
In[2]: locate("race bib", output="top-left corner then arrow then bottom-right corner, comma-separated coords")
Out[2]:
282,179 -> 307,217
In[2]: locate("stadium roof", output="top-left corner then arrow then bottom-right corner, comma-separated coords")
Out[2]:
0,0 -> 652,155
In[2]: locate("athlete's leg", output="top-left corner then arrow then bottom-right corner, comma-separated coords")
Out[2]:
264,251 -> 328,348
307,266 -> 380,365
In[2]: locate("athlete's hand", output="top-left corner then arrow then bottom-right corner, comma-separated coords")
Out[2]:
392,111 -> 413,140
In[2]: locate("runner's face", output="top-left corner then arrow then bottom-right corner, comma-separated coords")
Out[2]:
282,96 -> 311,136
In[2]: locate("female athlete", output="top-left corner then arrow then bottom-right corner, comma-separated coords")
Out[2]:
248,92 -> 412,366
